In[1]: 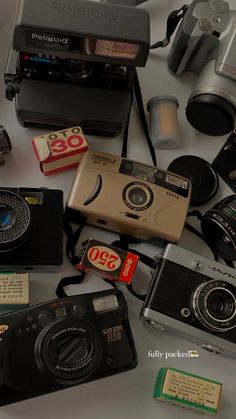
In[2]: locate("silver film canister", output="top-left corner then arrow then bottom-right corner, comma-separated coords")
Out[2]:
147,95 -> 179,149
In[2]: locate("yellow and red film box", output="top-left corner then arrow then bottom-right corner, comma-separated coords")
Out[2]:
76,239 -> 139,284
154,367 -> 222,415
32,126 -> 88,175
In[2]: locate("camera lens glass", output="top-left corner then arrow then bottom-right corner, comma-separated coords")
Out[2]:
192,280 -> 236,332
0,207 -> 15,231
206,289 -> 235,321
201,195 -> 236,260
128,188 -> 148,206
123,182 -> 154,211
63,59 -> 93,80
0,190 -> 31,252
36,319 -> 102,385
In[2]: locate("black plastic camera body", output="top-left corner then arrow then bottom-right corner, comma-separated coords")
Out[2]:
5,0 -> 150,136
0,187 -> 63,271
141,244 -> 236,358
0,289 -> 137,406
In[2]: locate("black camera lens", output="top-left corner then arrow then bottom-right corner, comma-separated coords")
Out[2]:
63,59 -> 93,80
123,182 -> 154,211
36,319 -> 102,385
192,280 -> 236,332
0,190 -> 31,252
206,289 -> 235,321
201,195 -> 236,260
128,188 -> 148,206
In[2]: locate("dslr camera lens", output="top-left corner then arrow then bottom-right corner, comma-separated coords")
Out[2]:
201,195 -> 236,260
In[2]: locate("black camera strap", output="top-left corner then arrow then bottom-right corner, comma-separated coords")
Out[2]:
57,209 -> 155,299
133,70 -> 158,166
59,205 -> 235,300
122,70 -> 157,166
151,4 -> 188,49
123,4 -> 189,165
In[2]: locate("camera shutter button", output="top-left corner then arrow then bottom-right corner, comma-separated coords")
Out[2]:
210,0 -> 229,13
199,18 -> 210,31
201,344 -> 223,355
38,311 -> 51,326
72,304 -> 86,317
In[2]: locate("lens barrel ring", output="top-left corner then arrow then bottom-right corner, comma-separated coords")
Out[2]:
0,189 -> 31,252
201,197 -> 236,260
123,181 -> 154,211
192,280 -> 236,332
35,318 -> 102,386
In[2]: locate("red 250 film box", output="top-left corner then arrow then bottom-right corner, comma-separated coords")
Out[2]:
32,126 -> 88,175
76,239 -> 139,285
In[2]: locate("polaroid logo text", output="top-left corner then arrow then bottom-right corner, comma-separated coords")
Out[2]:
51,1 -> 119,21
31,33 -> 68,44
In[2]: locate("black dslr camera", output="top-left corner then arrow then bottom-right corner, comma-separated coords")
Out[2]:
5,0 -> 150,136
141,244 -> 236,358
0,187 -> 63,271
0,289 -> 137,406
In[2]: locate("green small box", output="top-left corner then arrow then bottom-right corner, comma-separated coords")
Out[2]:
0,273 -> 29,310
153,367 -> 222,415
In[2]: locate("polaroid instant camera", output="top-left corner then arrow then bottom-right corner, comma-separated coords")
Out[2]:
168,0 -> 236,136
5,0 -> 150,136
0,187 -> 63,271
66,151 -> 192,242
141,244 -> 236,358
0,289 -> 137,406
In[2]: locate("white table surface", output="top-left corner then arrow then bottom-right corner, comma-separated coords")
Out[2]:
1,1 -> 236,418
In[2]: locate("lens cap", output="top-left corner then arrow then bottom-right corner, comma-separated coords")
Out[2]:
186,94 -> 235,136
167,155 -> 219,206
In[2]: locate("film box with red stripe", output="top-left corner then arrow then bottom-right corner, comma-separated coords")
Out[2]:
76,239 -> 139,285
32,126 -> 88,175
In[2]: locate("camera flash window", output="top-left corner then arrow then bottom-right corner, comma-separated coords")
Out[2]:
93,295 -> 119,313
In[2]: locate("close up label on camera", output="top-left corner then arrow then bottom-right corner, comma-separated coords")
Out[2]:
103,325 -> 123,343
25,31 -> 71,50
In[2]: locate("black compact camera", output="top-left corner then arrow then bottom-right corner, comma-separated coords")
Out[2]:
0,289 -> 137,406
141,244 -> 236,358
5,0 -> 150,135
0,187 -> 63,271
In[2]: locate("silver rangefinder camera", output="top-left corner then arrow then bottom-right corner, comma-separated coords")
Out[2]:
168,0 -> 236,136
141,244 -> 236,358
